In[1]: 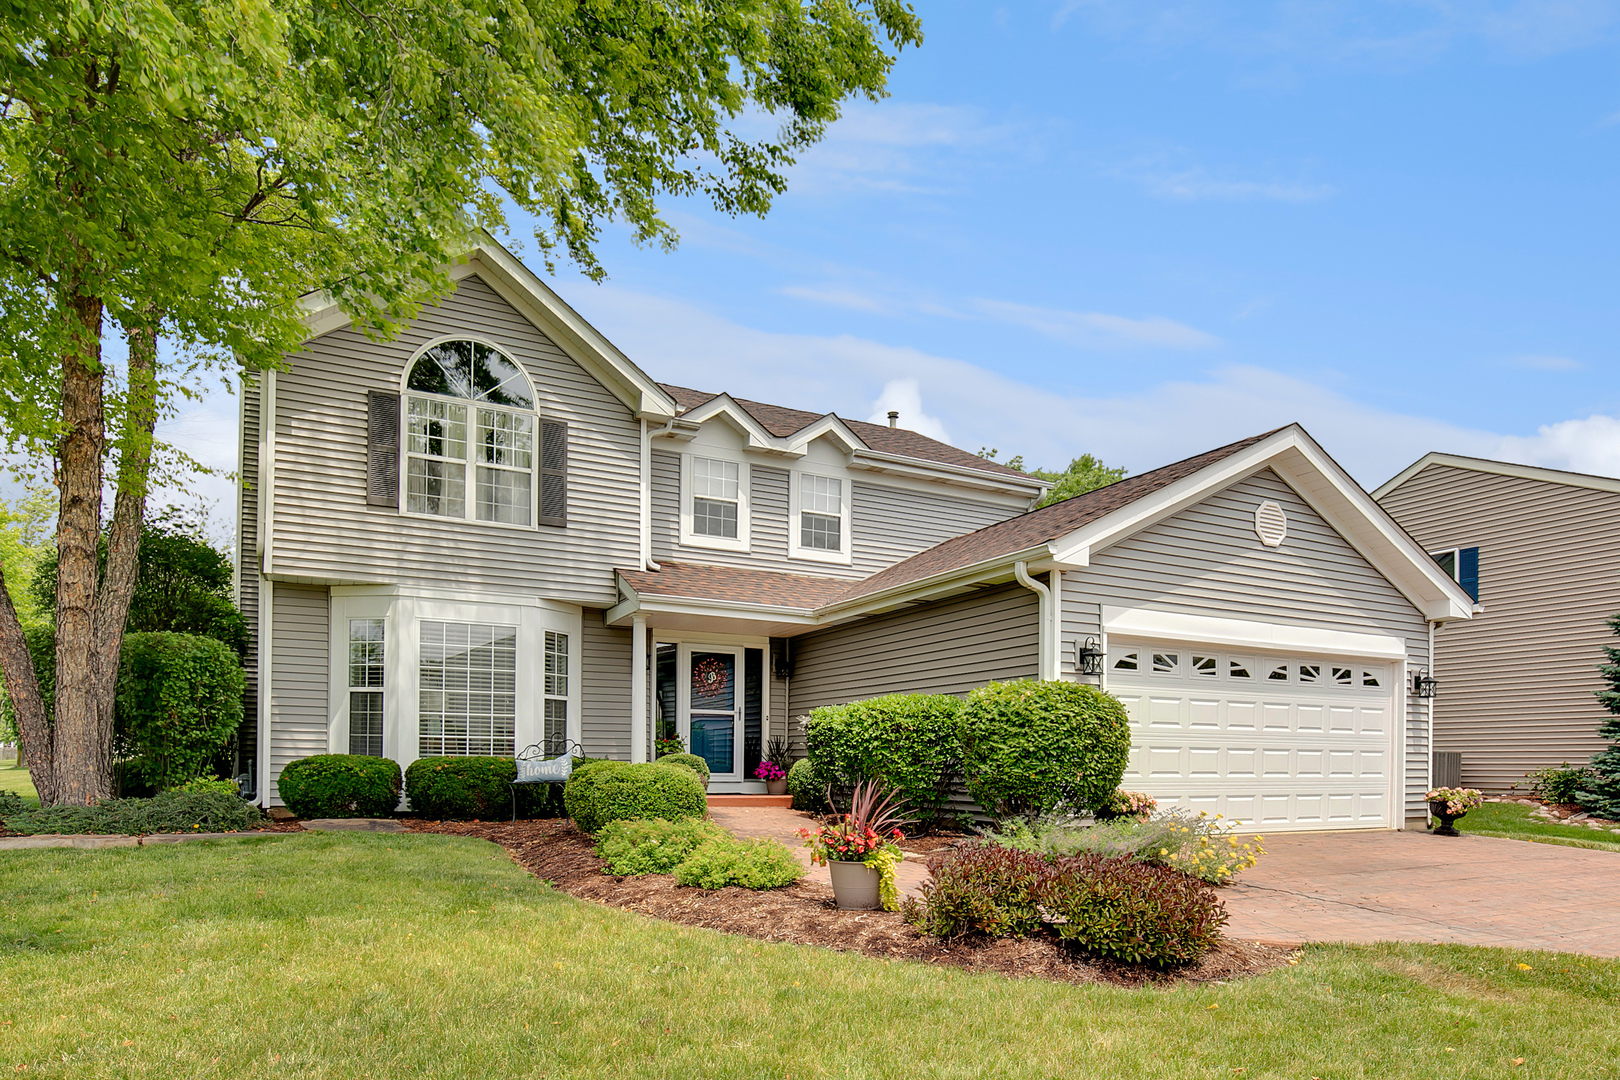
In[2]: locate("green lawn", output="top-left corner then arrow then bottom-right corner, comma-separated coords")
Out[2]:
0,759 -> 38,807
2,833 -> 1616,1079
1460,800 -> 1620,853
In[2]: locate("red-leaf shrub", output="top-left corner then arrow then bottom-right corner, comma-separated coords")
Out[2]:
903,841 -> 1053,939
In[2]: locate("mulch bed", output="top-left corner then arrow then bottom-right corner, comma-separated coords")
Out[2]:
404,817 -> 1295,988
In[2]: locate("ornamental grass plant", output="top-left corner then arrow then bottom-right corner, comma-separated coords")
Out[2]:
987,810 -> 1264,885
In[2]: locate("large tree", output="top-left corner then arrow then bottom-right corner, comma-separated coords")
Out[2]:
0,0 -> 923,805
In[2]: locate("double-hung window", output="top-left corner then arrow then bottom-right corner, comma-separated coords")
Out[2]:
681,454 -> 749,551
404,339 -> 541,527
790,471 -> 849,563
544,631 -> 569,749
347,619 -> 385,756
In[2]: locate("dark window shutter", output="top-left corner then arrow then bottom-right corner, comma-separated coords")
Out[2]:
539,419 -> 567,526
1459,546 -> 1480,602
366,390 -> 400,507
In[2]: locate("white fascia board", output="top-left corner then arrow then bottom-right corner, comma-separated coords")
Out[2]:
606,592 -> 820,628
847,448 -> 1050,500
816,543 -> 1058,621
677,394 -> 793,454
295,241 -> 678,422
1373,451 -> 1620,499
1103,606 -> 1409,660
783,414 -> 866,457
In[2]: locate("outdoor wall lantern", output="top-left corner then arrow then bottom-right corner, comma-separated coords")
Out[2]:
1412,668 -> 1439,699
1075,637 -> 1105,676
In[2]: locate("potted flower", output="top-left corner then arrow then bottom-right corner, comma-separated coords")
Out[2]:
1426,786 -> 1484,836
654,735 -> 685,759
1094,789 -> 1157,823
756,735 -> 793,795
797,780 -> 910,910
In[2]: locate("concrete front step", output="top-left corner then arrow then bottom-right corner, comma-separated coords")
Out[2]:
706,793 -> 792,808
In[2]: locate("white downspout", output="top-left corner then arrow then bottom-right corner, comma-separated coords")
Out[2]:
1428,619 -> 1437,791
630,615 -> 649,763
1014,561 -> 1055,681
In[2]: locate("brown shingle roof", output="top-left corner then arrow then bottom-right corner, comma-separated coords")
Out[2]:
657,383 -> 1031,480
617,561 -> 855,610
832,428 -> 1286,604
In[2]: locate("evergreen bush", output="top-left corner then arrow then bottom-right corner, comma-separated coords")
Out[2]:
2,790 -> 261,836
563,761 -> 706,835
404,755 -> 571,819
656,752 -> 711,788
787,758 -> 825,812
596,818 -> 727,875
277,754 -> 402,819
804,693 -> 964,829
115,632 -> 245,791
1577,613 -> 1620,819
955,680 -> 1131,821
672,836 -> 804,890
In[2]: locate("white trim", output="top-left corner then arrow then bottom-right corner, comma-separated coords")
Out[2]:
639,419 -> 653,569
847,447 -> 1049,501
257,580 -> 273,807
787,469 -> 853,566
631,615 -> 649,763
1102,606 -> 1409,660
1374,451 -> 1620,500
678,452 -> 751,553
259,369 -> 277,577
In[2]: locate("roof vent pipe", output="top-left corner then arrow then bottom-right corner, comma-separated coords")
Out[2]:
887,410 -> 899,428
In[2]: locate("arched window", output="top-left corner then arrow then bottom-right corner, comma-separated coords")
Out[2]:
404,340 -> 538,525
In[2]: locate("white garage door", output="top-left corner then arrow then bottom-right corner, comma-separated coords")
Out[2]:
1106,640 -> 1396,832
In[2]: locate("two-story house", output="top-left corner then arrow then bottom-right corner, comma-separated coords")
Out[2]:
240,240 -> 1475,831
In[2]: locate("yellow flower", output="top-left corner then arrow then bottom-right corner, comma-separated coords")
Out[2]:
1159,848 -> 1169,856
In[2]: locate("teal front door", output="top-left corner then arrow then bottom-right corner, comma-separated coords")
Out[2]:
683,646 -> 740,780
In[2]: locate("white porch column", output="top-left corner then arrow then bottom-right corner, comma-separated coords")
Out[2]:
630,614 -> 649,762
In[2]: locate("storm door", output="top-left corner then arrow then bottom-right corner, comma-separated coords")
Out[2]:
680,645 -> 742,781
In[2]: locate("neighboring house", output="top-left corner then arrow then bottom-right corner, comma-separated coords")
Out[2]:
238,240 -> 1474,831
1375,453 -> 1620,792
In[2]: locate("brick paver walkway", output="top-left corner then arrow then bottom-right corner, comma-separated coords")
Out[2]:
1223,830 -> 1620,957
707,805 -> 933,898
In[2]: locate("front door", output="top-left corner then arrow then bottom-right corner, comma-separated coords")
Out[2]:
681,645 -> 742,781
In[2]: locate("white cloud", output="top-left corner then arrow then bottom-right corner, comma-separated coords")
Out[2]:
971,298 -> 1221,349
867,379 -> 952,442
547,282 -> 1501,485
1496,415 -> 1620,477
1106,148 -> 1336,204
1504,354 -> 1583,371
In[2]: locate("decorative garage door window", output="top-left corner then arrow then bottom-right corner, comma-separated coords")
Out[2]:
418,620 -> 518,757
1108,642 -> 1393,833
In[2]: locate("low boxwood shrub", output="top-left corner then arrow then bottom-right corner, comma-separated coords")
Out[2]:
2,790 -> 262,836
804,693 -> 964,829
656,752 -> 711,787
563,761 -> 706,835
956,680 -> 1131,821
787,758 -> 825,813
405,755 -> 568,819
596,818 -> 727,875
672,836 -> 804,890
277,754 -> 402,819
115,632 -> 245,791
904,841 -> 1227,968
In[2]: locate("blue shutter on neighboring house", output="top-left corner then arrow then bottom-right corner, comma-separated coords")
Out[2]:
1458,547 -> 1480,601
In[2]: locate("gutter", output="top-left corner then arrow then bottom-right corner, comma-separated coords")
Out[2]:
1014,560 -> 1057,681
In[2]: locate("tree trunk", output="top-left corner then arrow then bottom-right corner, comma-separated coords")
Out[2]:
52,291 -> 109,806
0,564 -> 53,803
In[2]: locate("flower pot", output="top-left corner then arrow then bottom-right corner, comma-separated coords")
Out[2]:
828,859 -> 882,910
765,778 -> 788,796
1429,800 -> 1467,837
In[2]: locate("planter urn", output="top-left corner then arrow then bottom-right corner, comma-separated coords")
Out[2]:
1429,800 -> 1468,837
765,778 -> 788,796
828,859 -> 882,910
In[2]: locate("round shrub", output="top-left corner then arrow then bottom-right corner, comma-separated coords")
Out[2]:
1043,855 -> 1227,968
956,680 -> 1131,821
787,758 -> 825,812
406,756 -> 515,819
563,761 -> 706,835
804,693 -> 964,828
596,818 -> 727,875
657,752 -> 711,788
115,631 -> 245,791
277,754 -> 402,818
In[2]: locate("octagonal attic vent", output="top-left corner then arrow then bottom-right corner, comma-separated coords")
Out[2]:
1254,500 -> 1288,547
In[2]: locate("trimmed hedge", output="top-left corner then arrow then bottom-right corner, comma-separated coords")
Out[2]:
563,761 -> 707,835
277,754 -> 402,819
2,790 -> 262,836
656,752 -> 711,787
804,693 -> 964,829
405,755 -> 574,819
956,680 -> 1131,820
116,632 -> 245,791
787,758 -> 824,813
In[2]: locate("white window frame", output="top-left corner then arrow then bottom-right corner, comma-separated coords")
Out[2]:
788,469 -> 853,565
679,452 -> 751,553
399,335 -> 541,532
327,587 -> 582,772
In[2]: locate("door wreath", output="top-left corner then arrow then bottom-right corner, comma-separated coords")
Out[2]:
692,656 -> 730,700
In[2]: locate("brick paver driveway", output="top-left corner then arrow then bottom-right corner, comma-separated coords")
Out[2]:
1223,830 -> 1620,957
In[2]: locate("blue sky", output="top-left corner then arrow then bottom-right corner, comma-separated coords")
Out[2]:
159,0 -> 1620,518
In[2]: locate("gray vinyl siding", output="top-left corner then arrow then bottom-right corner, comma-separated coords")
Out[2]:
237,375 -> 261,775
649,449 -> 1018,579
267,583 -> 330,806
581,614 -> 632,760
787,583 -> 1040,736
1379,464 -> 1619,792
1070,468 -> 1433,821
268,275 -> 639,607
